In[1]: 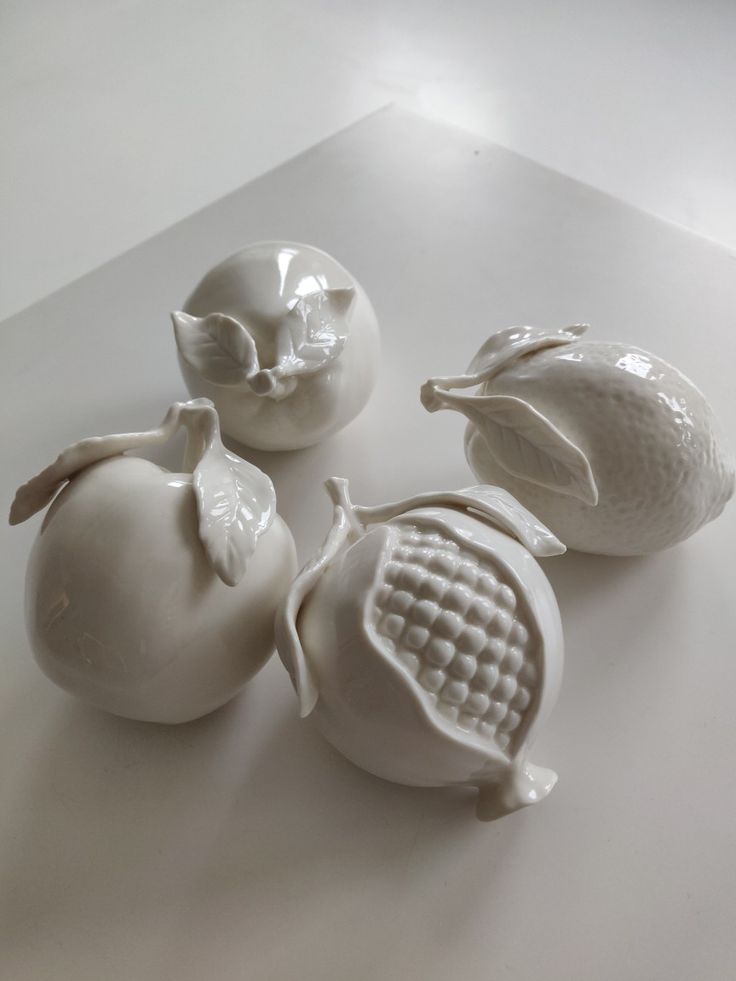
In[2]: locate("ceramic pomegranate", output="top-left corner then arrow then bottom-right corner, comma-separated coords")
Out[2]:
276,478 -> 565,820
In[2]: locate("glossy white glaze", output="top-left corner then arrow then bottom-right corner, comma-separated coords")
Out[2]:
422,325 -> 735,555
276,479 -> 565,821
10,400 -> 297,723
172,241 -> 380,450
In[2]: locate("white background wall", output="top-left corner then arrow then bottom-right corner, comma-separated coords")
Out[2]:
3,0 -> 736,321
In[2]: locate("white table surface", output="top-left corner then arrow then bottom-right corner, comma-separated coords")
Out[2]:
1,108 -> 735,981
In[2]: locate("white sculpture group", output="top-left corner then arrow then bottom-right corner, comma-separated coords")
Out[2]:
10,241 -> 734,820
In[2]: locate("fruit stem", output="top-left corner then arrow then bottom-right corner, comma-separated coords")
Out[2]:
9,397 -> 219,525
324,478 -> 364,537
177,399 -> 220,472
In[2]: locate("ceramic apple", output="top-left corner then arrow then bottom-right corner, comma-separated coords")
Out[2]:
10,399 -> 297,723
171,240 -> 381,451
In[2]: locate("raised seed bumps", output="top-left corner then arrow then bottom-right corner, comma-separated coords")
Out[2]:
373,524 -> 539,755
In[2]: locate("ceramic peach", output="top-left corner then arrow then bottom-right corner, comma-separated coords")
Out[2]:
421,324 -> 735,555
276,478 -> 565,820
172,241 -> 380,451
9,399 -> 297,723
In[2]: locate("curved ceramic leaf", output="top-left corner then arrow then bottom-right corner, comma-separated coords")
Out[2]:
8,403 -> 193,525
445,392 -> 598,505
340,479 -> 565,556
193,441 -> 275,587
10,398 -> 276,587
254,287 -> 354,400
275,505 -> 352,716
171,311 -> 259,386
288,287 -> 354,368
420,324 -> 588,413
467,323 -> 588,378
449,485 -> 566,556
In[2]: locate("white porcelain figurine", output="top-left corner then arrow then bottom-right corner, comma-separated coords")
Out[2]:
10,399 -> 297,723
276,479 -> 565,821
421,325 -> 734,555
172,241 -> 380,451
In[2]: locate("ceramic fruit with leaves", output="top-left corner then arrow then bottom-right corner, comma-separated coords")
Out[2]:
276,478 -> 565,821
172,241 -> 381,451
421,325 -> 734,555
9,399 -> 297,723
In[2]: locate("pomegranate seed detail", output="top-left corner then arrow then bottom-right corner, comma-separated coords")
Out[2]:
372,521 -> 541,755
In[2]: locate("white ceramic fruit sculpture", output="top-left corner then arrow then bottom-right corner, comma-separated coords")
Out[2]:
421,324 -> 735,555
9,399 -> 297,723
276,478 -> 565,820
171,241 -> 381,451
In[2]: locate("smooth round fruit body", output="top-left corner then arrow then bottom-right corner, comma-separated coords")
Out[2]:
179,241 -> 380,451
296,506 -> 563,788
467,342 -> 734,555
26,456 -> 297,723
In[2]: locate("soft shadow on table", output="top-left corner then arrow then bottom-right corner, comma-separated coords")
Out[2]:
539,545 -> 685,635
1,663 -> 537,970
540,548 -> 646,615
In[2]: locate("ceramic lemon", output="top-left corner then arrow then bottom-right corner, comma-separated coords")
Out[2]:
276,478 -> 565,820
172,241 -> 380,451
421,325 -> 734,555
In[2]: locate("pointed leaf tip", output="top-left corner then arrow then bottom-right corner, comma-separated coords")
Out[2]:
456,485 -> 566,556
324,285 -> 356,318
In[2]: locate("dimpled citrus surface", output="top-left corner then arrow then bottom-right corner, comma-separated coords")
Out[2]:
372,521 -> 541,757
467,341 -> 734,554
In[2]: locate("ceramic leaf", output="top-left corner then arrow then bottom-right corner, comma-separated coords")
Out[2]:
334,478 -> 565,557
193,440 -> 275,587
420,325 -> 589,415
445,392 -> 598,505
275,504 -> 351,717
171,311 -> 259,386
450,484 -> 566,556
467,323 -> 588,379
9,415 -> 187,525
10,399 -> 276,586
271,287 -> 354,381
